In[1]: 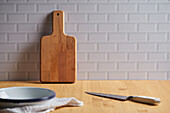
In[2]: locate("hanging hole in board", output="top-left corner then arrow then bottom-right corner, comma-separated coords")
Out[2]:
57,13 -> 59,16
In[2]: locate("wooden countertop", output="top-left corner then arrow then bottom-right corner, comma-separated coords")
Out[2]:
0,80 -> 169,113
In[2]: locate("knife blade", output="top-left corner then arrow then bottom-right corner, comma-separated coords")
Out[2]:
85,92 -> 161,105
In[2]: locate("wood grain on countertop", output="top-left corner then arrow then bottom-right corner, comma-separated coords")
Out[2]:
0,80 -> 169,113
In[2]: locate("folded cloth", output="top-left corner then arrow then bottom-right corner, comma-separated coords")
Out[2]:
0,97 -> 83,113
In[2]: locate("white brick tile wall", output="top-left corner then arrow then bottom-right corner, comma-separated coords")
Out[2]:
88,33 -> 107,42
128,53 -> 147,61
28,72 -> 39,80
158,4 -> 170,12
128,72 -> 147,80
0,72 -> 8,81
78,24 -> 96,32
72,33 -> 87,42
77,72 -> 88,80
168,53 -> 170,60
108,72 -> 127,80
108,33 -> 127,42
167,53 -> 170,60
89,0 -> 107,3
18,24 -> 37,32
148,33 -> 167,42
109,14 -> 127,22
8,53 -> 27,61
58,4 -> 77,12
138,24 -> 156,32
18,43 -> 37,52
0,43 -> 17,52
158,62 -> 170,71
138,62 -> 156,71
138,43 -> 156,51
0,4 -> 16,13
78,4 -> 96,12
18,62 -> 36,71
48,0 -> 67,3
158,43 -> 170,51
68,13 -> 87,23
68,0 -> 87,3
98,4 -> 116,12
8,33 -> 27,42
98,43 -> 116,51
28,33 -> 42,42
0,24 -> 16,32
0,63 -> 16,71
0,14 -> 7,22
89,14 -> 107,22
0,53 -> 7,61
9,72 -> 27,80
28,0 -> 47,3
0,33 -> 7,42
98,62 -> 116,71
128,14 -> 147,22
37,4 -> 55,13
118,4 -> 137,12
158,24 -> 170,32
98,24 -> 116,32
128,33 -> 147,42
148,72 -> 167,80
37,23 -> 52,33
148,52 -> 167,61
149,0 -> 167,3
0,0 -> 6,3
0,1 -> 170,80
118,62 -> 136,71
108,52 -> 127,61
168,15 -> 170,21
108,0 -> 127,3
37,62 -> 40,71
118,43 -> 136,51
168,72 -> 170,80
28,53 -> 39,61
65,23 -> 77,33
77,53 -> 87,61
118,24 -> 136,32
8,14 -> 26,23
88,72 -> 107,80
28,14 -> 50,23
138,4 -> 157,12
89,53 -> 107,61
78,43 -> 96,51
78,62 -> 96,71
128,52 -> 147,61
148,14 -> 167,22
17,4 -> 36,13
7,0 -> 27,3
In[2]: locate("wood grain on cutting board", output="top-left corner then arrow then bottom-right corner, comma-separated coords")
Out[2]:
40,10 -> 76,83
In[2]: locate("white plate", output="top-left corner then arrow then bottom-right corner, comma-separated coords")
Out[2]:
0,87 -> 55,108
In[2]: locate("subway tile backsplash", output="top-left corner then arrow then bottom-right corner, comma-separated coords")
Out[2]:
0,0 -> 170,80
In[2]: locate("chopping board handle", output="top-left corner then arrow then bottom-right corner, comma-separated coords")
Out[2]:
52,10 -> 64,35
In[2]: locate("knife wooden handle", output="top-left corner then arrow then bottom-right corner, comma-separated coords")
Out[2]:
129,96 -> 161,104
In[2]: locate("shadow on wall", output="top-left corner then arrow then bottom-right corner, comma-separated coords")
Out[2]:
11,12 -> 53,81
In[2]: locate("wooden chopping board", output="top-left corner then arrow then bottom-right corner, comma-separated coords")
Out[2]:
40,10 -> 77,83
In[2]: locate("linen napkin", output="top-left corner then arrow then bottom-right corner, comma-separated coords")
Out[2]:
0,97 -> 83,113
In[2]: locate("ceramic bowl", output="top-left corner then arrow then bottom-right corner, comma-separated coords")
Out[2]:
0,87 -> 55,108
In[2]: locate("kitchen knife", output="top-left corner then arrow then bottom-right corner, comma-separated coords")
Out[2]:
85,92 -> 160,105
